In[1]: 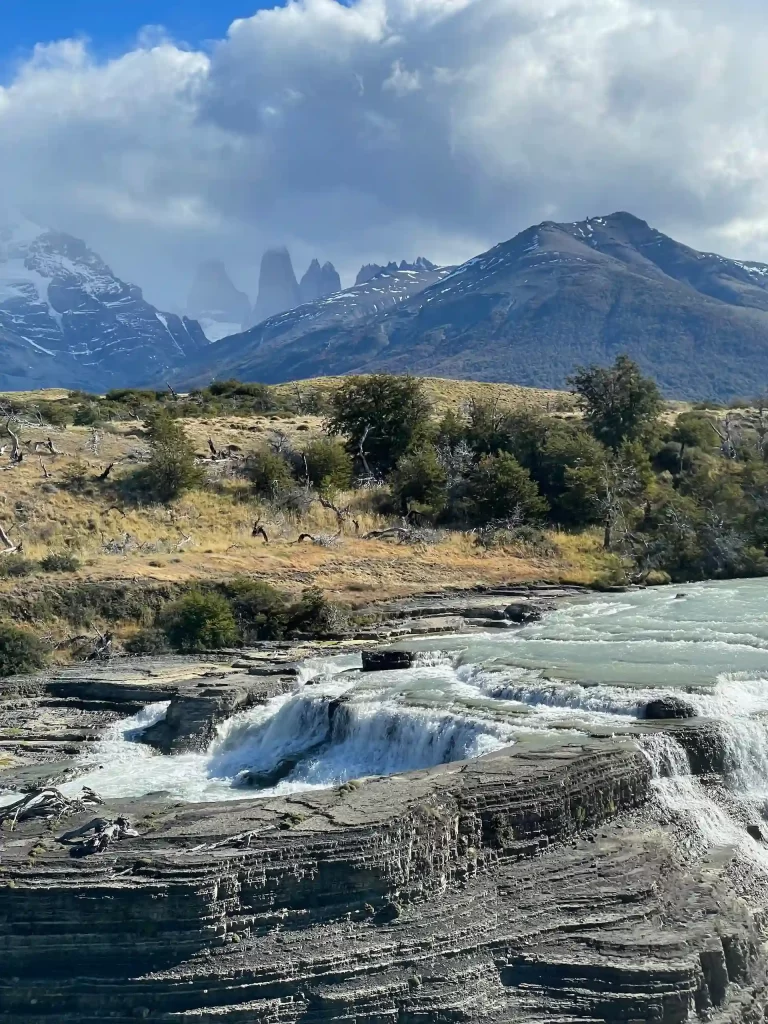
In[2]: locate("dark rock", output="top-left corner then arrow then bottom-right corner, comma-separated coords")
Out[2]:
299,259 -> 341,303
643,697 -> 697,720
504,602 -> 544,624
251,247 -> 300,325
747,824 -> 764,843
361,650 -> 415,672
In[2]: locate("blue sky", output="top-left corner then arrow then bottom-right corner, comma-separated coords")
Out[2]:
1,1 -> 269,59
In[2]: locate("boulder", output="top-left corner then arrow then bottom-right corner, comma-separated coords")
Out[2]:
747,824 -> 765,843
642,697 -> 697,720
361,650 -> 415,672
504,602 -> 543,624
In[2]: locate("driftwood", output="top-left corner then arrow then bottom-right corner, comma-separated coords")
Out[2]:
38,456 -> 50,479
318,496 -> 359,533
97,463 -> 115,481
101,505 -> 126,517
364,527 -> 412,541
59,815 -> 138,856
252,520 -> 269,544
166,382 -> 179,399
0,522 -> 18,555
0,786 -> 102,830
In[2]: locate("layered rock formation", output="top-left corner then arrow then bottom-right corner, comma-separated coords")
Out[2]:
2,641 -> 768,1023
187,260 -> 251,341
299,259 -> 341,304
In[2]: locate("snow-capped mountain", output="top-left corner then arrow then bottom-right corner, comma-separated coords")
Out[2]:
175,213 -> 768,399
176,258 -> 450,387
0,218 -> 207,391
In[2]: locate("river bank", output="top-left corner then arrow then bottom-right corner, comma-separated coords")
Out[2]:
3,580 -> 768,1022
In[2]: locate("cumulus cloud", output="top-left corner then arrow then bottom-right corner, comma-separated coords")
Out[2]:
1,0 -> 768,308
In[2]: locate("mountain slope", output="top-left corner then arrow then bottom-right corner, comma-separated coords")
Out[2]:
178,213 -> 768,399
0,219 -> 207,391
178,260 -> 451,388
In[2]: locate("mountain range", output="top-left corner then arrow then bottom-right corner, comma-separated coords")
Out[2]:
174,212 -> 768,400
6,212 -> 768,399
0,220 -> 206,392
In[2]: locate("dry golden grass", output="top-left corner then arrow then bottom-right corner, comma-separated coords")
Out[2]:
0,378 -> 619,612
0,433 -> 611,610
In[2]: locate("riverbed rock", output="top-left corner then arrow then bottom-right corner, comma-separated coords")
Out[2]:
504,601 -> 545,623
361,650 -> 415,671
3,734 -> 767,1024
643,696 -> 698,720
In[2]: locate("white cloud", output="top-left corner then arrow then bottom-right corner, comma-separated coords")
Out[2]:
2,0 -> 768,308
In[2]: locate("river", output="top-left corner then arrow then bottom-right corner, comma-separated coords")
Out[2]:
61,578 -> 768,864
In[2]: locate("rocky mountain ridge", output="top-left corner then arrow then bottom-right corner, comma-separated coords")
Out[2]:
0,219 -> 207,391
179,213 -> 768,399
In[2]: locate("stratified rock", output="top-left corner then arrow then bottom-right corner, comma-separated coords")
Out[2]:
299,259 -> 341,304
643,696 -> 697,720
361,650 -> 415,671
251,247 -> 300,325
186,259 -> 250,341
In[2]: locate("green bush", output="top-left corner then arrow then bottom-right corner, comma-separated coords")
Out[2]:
286,587 -> 344,635
129,411 -> 204,504
303,437 -> 353,492
40,552 -> 81,573
0,623 -> 48,678
223,578 -> 287,641
244,447 -> 295,498
124,628 -> 171,655
161,590 -> 239,652
328,374 -> 432,475
391,445 -> 448,515
0,555 -> 37,578
463,452 -> 548,525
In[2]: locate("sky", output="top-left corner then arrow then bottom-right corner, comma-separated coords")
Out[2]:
2,0 -> 768,312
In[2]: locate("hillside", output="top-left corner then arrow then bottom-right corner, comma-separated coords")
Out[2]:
0,377 -> 599,644
177,212 -> 768,400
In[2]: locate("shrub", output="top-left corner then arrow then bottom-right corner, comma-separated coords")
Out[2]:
244,447 -> 295,498
0,555 -> 37,578
303,437 -> 353,492
391,445 -> 448,515
463,452 -> 548,525
223,578 -> 287,641
130,411 -> 204,504
0,623 -> 48,678
124,628 -> 171,655
40,552 -> 81,573
286,587 -> 346,635
161,590 -> 239,652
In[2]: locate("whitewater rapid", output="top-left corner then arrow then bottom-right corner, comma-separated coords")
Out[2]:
63,578 -> 768,859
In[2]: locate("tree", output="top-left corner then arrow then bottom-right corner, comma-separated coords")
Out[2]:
568,355 -> 662,451
302,437 -> 353,493
391,445 -> 448,516
328,375 -> 431,476
161,591 -> 239,652
463,452 -> 548,525
140,411 -> 204,503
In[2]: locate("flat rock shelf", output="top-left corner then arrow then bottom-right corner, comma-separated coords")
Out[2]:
3,582 -> 768,1023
